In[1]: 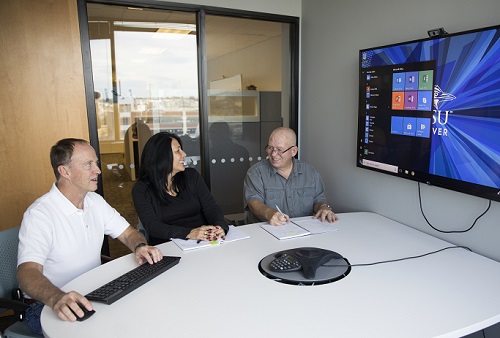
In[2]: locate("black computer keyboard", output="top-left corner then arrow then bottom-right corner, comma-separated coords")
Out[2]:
86,256 -> 181,305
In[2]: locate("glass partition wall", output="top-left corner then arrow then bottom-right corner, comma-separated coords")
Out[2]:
206,15 -> 292,218
82,2 -> 298,254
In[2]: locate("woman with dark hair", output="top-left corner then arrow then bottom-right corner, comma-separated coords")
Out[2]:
132,132 -> 228,245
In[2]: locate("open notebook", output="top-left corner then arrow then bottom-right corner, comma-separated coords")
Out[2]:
260,218 -> 339,240
171,225 -> 250,251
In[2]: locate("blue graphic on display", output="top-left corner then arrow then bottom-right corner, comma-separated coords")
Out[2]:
416,118 -> 431,138
418,91 -> 433,110
391,116 -> 404,135
404,71 -> 419,90
362,30 -> 500,188
393,73 -> 405,91
361,50 -> 375,68
403,117 -> 417,136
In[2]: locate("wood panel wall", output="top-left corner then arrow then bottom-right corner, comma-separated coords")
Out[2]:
0,0 -> 89,230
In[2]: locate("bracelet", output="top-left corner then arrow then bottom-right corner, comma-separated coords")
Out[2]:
134,242 -> 147,252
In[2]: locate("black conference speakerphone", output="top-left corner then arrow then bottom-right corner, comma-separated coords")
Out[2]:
259,247 -> 351,285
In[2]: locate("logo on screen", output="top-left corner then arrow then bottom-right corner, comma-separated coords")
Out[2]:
432,85 -> 455,137
433,85 -> 455,110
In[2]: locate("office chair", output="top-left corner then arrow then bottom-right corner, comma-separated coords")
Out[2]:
124,119 -> 152,181
0,227 -> 43,338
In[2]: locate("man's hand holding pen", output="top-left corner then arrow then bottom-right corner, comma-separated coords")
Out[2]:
269,205 -> 289,226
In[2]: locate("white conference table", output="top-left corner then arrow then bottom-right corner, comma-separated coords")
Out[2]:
41,212 -> 500,338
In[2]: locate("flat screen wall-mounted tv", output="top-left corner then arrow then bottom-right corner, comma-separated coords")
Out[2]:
357,24 -> 500,202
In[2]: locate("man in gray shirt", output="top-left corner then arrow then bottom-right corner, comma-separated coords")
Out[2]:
244,127 -> 338,225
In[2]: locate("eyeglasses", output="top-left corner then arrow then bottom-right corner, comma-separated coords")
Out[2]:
265,145 -> 295,155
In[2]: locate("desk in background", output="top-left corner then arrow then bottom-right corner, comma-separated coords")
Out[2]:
41,212 -> 500,337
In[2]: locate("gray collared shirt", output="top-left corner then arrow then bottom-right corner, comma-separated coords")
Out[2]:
244,158 -> 327,223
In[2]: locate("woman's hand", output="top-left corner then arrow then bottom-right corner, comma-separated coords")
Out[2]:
187,225 -> 225,241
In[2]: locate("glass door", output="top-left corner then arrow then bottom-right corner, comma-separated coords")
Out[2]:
87,3 -> 199,257
205,15 -> 294,223
83,2 -> 299,256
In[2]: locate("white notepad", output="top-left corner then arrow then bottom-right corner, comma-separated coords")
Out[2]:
171,225 -> 250,251
260,218 -> 339,240
260,222 -> 310,240
291,218 -> 339,234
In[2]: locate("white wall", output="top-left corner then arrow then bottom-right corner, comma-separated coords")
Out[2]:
207,35 -> 282,91
157,0 -> 301,17
300,0 -> 500,266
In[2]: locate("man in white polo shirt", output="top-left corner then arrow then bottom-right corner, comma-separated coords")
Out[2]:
17,138 -> 163,335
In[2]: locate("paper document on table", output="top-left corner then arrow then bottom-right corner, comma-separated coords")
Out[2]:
291,218 -> 339,234
225,225 -> 251,242
260,222 -> 310,240
171,225 -> 250,251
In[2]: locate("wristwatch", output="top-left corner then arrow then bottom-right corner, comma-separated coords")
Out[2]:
134,242 -> 147,252
319,203 -> 332,211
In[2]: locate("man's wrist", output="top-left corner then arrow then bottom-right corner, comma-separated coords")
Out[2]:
318,203 -> 332,211
267,207 -> 277,222
134,242 -> 147,252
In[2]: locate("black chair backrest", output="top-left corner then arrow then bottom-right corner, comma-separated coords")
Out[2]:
0,227 -> 20,307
